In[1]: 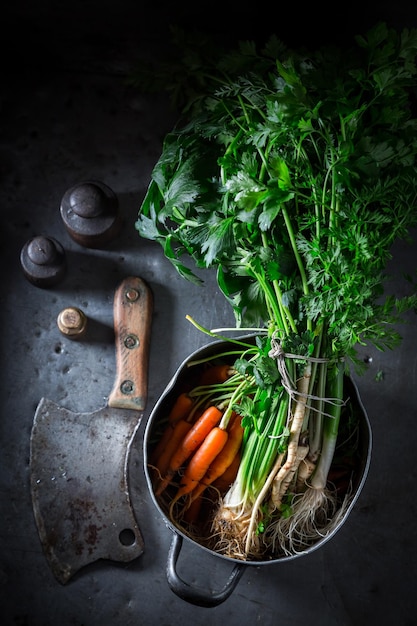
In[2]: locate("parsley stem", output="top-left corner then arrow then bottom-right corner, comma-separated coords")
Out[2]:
249,259 -> 291,334
280,205 -> 311,330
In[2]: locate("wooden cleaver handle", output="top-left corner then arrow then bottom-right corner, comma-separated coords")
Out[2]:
108,276 -> 153,411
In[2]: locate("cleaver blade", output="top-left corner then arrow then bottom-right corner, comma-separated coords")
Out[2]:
29,276 -> 152,584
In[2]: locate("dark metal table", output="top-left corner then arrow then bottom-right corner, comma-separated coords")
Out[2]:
1,3 -> 417,624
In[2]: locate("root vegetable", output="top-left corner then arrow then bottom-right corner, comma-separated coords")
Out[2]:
156,404 -> 223,496
182,492 -> 204,524
167,392 -> 195,424
186,414 -> 244,505
152,419 -> 192,486
266,362 -> 346,555
150,392 -> 194,465
212,451 -> 241,493
169,426 -> 229,510
295,456 -> 316,492
270,364 -> 311,501
197,364 -> 235,386
271,444 -> 309,508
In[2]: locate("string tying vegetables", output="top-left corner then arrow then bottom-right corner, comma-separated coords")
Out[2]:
268,335 -> 346,413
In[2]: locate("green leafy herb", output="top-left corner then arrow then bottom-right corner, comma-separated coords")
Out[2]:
136,22 -> 417,364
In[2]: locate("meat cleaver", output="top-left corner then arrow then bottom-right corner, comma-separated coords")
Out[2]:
29,276 -> 152,584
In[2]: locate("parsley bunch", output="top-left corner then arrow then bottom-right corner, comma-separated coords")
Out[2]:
136,22 -> 417,365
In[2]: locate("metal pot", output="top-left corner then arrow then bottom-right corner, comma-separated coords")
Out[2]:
143,337 -> 372,607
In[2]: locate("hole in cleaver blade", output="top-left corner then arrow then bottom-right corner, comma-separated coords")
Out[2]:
29,397 -> 144,584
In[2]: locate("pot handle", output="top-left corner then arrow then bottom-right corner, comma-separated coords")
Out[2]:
166,532 -> 245,607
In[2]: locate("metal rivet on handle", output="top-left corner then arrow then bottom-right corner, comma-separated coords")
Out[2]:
124,334 -> 139,349
121,380 -> 134,395
125,288 -> 139,302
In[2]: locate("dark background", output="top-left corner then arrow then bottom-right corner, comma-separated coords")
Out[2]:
2,1 -> 414,65
1,2 -> 417,625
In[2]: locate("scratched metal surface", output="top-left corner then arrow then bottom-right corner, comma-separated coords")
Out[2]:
1,3 -> 417,625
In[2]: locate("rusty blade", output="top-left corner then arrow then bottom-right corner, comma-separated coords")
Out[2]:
29,276 -> 153,584
30,400 -> 143,584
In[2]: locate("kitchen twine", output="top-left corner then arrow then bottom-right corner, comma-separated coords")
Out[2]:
268,335 -> 347,415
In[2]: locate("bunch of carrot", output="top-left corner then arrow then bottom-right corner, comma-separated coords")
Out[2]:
149,363 -> 246,524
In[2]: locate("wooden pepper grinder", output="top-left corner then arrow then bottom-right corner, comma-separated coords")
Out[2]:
60,180 -> 121,248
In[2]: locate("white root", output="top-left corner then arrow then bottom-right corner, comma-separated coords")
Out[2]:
267,485 -> 352,556
271,445 -> 309,508
295,456 -> 316,492
270,363 -> 311,499
243,451 -> 285,556
211,503 -> 257,560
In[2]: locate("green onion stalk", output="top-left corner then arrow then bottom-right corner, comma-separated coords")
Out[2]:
135,24 -> 417,559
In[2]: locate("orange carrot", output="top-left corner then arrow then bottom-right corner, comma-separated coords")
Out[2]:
167,392 -> 194,424
187,415 -> 244,504
150,393 -> 194,464
152,419 -> 192,484
198,363 -> 234,386
150,424 -> 174,465
155,405 -> 223,496
181,405 -> 223,451
182,493 -> 203,524
212,451 -> 241,493
171,426 -> 229,505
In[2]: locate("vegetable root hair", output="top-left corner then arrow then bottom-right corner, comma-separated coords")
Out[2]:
266,484 -> 352,557
210,502 -> 264,561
